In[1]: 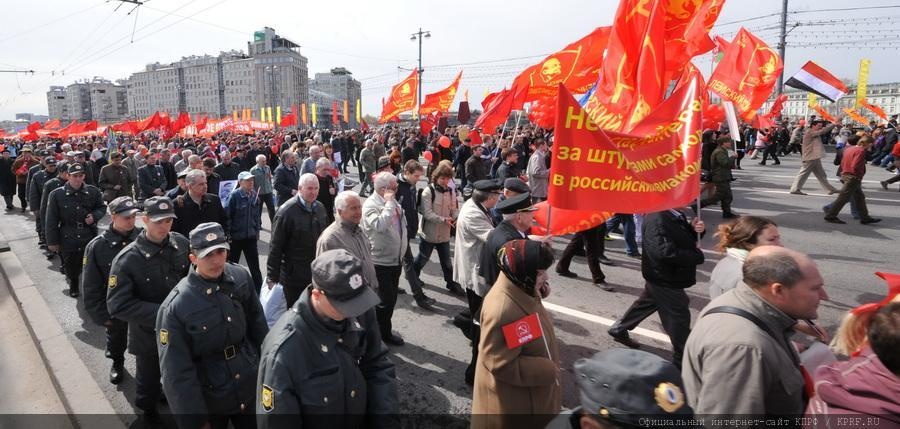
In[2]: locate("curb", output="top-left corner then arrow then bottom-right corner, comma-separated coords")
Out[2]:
0,238 -> 120,426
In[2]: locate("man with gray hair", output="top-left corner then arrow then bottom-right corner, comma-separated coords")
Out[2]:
267,173 -> 327,307
361,172 -> 407,346
250,153 -> 276,223
171,169 -> 227,237
316,191 -> 379,290
173,149 -> 192,172
300,144 -> 323,175
682,245 -> 828,416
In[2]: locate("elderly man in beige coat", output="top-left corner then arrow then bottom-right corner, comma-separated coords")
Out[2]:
361,172 -> 408,346
682,246 -> 828,417
789,118 -> 841,195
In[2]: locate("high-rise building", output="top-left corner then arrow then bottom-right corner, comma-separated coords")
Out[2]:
249,27 -> 308,120
89,78 -> 128,123
46,86 -> 69,122
310,67 -> 361,127
67,82 -> 92,121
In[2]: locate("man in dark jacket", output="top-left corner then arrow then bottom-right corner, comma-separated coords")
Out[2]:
97,152 -> 131,202
81,196 -> 141,385
608,209 -> 705,367
273,150 -> 299,207
267,173 -> 328,307
214,150 -> 242,181
202,157 -> 223,198
106,196 -> 190,421
698,136 -> 737,218
257,249 -> 399,428
39,162 -> 68,261
171,169 -> 228,237
0,148 -> 17,210
464,145 -> 488,186
494,148 -> 521,182
44,163 -> 106,297
137,152 -> 167,201
29,156 -> 58,247
157,149 -> 177,190
400,138 -> 418,165
225,172 -> 263,290
157,222 -> 268,429
395,160 -> 435,309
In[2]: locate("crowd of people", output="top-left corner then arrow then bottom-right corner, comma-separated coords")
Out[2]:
0,116 -> 898,428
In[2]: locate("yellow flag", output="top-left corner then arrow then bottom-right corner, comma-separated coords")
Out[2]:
259,108 -> 265,121
856,59 -> 871,107
266,107 -> 273,123
807,93 -> 817,108
233,110 -> 238,121
276,106 -> 282,125
311,103 -> 317,125
356,99 -> 362,124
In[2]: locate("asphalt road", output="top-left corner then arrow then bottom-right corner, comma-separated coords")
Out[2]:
2,151 -> 898,425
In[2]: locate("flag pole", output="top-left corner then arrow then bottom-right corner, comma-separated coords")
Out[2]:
510,110 -> 524,143
535,314 -> 558,386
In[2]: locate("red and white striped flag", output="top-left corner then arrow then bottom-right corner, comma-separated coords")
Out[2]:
785,61 -> 848,102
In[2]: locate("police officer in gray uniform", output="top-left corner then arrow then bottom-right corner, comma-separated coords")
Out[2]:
107,196 -> 190,421
157,222 -> 269,429
29,156 -> 58,247
81,196 -> 141,385
45,162 -> 106,297
257,249 -> 399,429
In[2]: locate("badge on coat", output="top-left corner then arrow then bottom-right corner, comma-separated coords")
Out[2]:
108,275 -> 117,288
654,382 -> 685,413
159,329 -> 168,346
261,384 -> 274,412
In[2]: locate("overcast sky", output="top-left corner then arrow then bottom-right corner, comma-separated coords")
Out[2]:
2,0 -> 898,121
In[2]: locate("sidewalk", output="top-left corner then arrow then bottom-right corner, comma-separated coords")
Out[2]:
0,258 -> 69,420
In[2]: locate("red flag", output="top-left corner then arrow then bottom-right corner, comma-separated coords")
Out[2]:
419,113 -> 439,136
468,129 -> 482,146
548,77 -> 702,213
332,101 -> 340,125
43,119 -> 61,130
136,112 -> 162,133
663,0 -> 725,77
420,71 -> 463,116
768,94 -> 788,118
812,105 -> 836,123
379,70 -> 418,123
171,112 -> 191,133
26,122 -> 42,133
707,28 -> 783,121
501,313 -> 543,349
57,121 -> 79,139
512,27 -> 612,102
474,86 -> 524,133
532,202 -> 611,236
360,118 -> 370,132
195,116 -> 209,132
280,112 -> 298,127
583,0 -> 668,132
859,100 -> 887,120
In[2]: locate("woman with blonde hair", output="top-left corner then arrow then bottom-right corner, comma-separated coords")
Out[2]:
707,216 -> 782,299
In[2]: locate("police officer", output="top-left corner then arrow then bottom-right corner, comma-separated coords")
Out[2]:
545,349 -> 694,429
107,196 -> 190,421
29,155 -> 58,248
81,196 -> 141,385
40,161 -> 68,264
257,249 -> 399,429
157,222 -> 268,429
45,163 -> 106,297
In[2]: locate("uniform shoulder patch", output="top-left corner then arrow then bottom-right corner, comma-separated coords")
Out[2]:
261,384 -> 274,412
159,329 -> 168,346
107,275 -> 117,288
82,256 -> 88,266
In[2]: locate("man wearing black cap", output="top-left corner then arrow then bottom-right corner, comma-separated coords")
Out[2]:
490,177 -> 530,225
546,349 -> 694,429
107,196 -> 190,421
166,168 -> 189,199
98,152 -> 131,202
39,162 -> 68,260
28,156 -> 58,248
157,222 -> 268,429
44,162 -> 106,297
256,249 -> 398,428
81,196 -> 141,385
0,148 -> 16,210
137,151 -> 168,201
453,179 -> 502,385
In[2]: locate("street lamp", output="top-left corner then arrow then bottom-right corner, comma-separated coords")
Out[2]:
410,28 -> 430,117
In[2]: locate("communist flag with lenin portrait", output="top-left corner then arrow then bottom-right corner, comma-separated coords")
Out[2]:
707,27 -> 783,121
379,70 -> 418,123
547,76 -> 703,214
419,71 -> 463,116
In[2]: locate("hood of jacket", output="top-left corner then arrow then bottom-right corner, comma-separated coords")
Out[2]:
812,346 -> 900,419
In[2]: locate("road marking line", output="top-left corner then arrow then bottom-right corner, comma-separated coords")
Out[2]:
733,172 -> 887,185
543,301 -> 672,344
750,189 -> 899,203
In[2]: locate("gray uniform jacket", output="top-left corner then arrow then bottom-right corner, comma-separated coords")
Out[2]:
157,264 -> 269,428
256,287 -> 399,429
28,169 -> 57,210
107,231 -> 190,355
39,177 -> 66,234
81,226 -> 142,325
44,183 -> 106,252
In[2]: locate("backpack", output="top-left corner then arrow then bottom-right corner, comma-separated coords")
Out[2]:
416,184 -> 436,212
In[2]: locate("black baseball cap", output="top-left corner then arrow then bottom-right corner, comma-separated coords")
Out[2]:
574,349 -> 694,426
473,179 -> 502,192
143,196 -> 177,222
311,249 -> 380,318
67,163 -> 85,175
109,196 -> 140,217
189,222 -> 230,258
